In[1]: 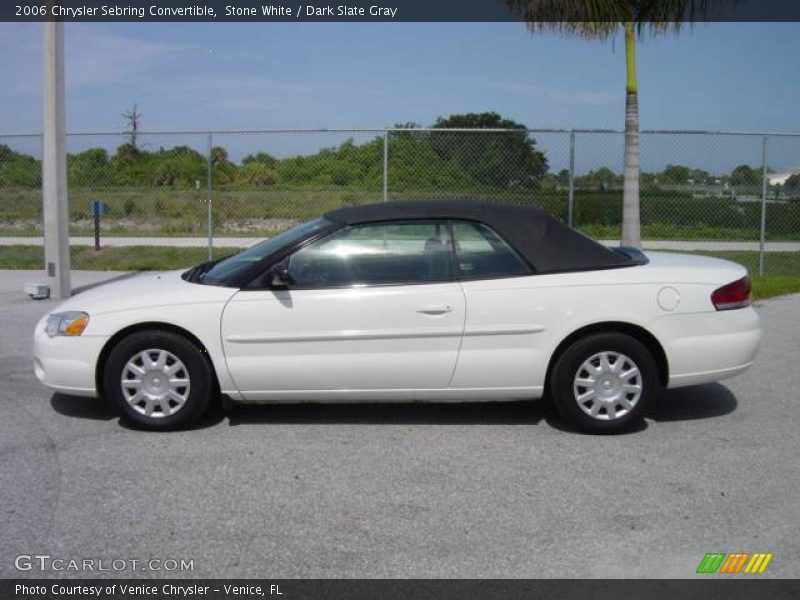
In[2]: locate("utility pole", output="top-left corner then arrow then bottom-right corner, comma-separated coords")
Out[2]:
42,22 -> 70,298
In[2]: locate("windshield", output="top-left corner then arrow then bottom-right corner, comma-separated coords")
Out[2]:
190,217 -> 333,286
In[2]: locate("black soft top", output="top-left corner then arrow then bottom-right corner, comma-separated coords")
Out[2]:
325,199 -> 632,273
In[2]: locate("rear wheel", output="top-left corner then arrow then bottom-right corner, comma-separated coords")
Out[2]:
550,332 -> 657,433
103,330 -> 213,430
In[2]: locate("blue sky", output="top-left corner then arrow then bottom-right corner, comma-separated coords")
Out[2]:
0,22 -> 798,171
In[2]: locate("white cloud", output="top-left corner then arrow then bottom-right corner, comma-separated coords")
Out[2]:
0,23 -> 41,96
485,80 -> 617,107
0,23 -> 188,97
66,24 -> 188,87
172,75 -> 321,119
546,89 -> 617,106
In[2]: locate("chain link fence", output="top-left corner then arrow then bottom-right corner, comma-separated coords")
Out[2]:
1,128 -> 798,275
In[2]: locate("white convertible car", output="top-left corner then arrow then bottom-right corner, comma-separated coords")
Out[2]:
34,200 -> 761,433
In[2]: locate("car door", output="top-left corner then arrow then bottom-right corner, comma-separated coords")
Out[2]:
221,220 -> 466,401
448,220 -> 548,391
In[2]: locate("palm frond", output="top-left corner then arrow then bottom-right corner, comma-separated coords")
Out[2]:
505,0 -> 625,39
505,0 -> 740,38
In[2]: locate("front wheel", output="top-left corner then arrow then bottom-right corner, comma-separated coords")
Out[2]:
103,330 -> 214,430
550,332 -> 658,434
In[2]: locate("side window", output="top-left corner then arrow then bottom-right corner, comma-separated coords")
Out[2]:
287,220 -> 455,287
451,221 -> 531,279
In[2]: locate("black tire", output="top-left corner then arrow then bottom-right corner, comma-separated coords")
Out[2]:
103,330 -> 214,430
550,332 -> 658,434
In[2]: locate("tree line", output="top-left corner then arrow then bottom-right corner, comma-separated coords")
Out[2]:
0,113 -> 547,192
1,111 -> 798,195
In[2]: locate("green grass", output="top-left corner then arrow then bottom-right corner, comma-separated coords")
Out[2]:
690,251 -> 800,277
0,245 -> 210,271
750,276 -> 800,300
0,222 -> 783,243
1,245 -> 798,300
581,223 -> 771,242
2,187 -> 800,240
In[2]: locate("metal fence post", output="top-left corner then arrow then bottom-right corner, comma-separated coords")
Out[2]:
207,132 -> 213,261
759,135 -> 768,276
568,130 -> 576,227
383,129 -> 389,202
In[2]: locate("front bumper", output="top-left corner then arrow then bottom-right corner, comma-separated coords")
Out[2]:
33,315 -> 107,397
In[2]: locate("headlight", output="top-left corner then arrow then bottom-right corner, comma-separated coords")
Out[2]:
45,312 -> 90,337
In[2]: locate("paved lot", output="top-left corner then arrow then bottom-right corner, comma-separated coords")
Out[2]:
0,269 -> 798,579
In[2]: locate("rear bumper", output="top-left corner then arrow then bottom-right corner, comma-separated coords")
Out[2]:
652,306 -> 762,389
668,360 -> 755,389
33,316 -> 105,398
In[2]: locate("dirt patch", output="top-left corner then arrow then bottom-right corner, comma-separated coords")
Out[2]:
218,218 -> 301,233
0,219 -> 41,232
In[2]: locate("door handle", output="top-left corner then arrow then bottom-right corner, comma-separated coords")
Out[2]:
417,304 -> 454,315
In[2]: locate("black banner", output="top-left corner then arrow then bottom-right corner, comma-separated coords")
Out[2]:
5,580 -> 800,600
5,0 -> 800,22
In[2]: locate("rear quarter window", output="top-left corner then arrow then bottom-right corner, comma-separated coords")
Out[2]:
451,221 -> 532,279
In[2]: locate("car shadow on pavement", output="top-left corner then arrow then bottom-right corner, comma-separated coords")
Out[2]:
50,382 -> 737,431
227,383 -> 738,432
50,393 -> 116,421
49,393 -> 227,430
649,382 -> 738,422
226,399 -> 552,427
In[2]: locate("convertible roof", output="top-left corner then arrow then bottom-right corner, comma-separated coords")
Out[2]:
325,199 -> 631,273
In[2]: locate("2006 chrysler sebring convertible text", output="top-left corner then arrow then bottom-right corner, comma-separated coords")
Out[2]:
34,200 -> 761,433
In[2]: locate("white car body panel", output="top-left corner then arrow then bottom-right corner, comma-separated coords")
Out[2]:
34,270 -> 241,398
221,283 -> 466,399
452,251 -> 760,392
33,251 -> 761,403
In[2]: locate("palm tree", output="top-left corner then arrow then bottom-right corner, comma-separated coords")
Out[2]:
505,1 -> 729,247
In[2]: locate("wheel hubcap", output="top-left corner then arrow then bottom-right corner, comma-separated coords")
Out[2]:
121,349 -> 190,418
573,351 -> 642,421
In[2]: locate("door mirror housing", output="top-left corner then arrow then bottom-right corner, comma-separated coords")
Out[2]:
269,260 -> 292,288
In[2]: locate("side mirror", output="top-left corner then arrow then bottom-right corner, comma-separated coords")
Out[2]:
269,261 -> 292,288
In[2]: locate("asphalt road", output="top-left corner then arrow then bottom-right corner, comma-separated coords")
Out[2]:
1,269 -> 798,579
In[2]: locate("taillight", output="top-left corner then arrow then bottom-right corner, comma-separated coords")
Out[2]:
711,276 -> 751,311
